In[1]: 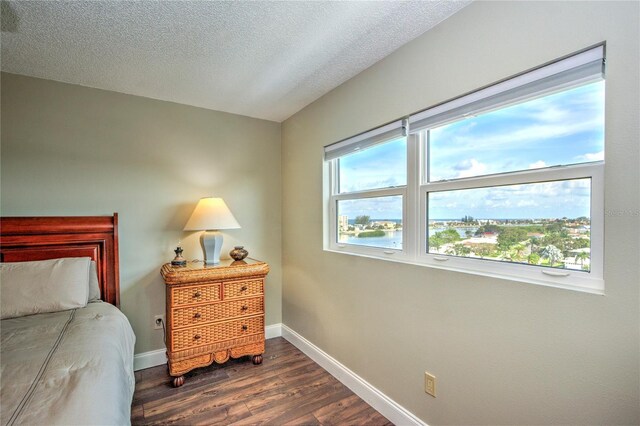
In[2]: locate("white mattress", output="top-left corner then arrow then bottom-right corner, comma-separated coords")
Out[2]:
1,301 -> 136,426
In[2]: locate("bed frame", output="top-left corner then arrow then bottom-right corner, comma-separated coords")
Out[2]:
0,214 -> 120,307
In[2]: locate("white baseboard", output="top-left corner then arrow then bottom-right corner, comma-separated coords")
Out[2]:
265,322 -> 283,339
134,348 -> 167,371
281,324 -> 427,426
133,322 -> 424,424
134,323 -> 284,371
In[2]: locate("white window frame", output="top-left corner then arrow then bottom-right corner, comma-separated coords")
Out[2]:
418,136 -> 604,292
327,133 -> 414,260
324,44 -> 606,294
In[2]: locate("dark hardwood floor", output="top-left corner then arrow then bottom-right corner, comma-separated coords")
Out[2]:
132,337 -> 393,425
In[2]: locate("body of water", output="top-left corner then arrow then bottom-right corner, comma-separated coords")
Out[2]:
338,226 -> 479,249
339,230 -> 403,249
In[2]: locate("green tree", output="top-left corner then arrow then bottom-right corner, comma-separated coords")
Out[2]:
576,251 -> 589,267
461,215 -> 474,223
541,232 -> 568,253
448,244 -> 471,257
354,215 -> 370,226
436,229 -> 462,245
571,238 -> 590,250
545,222 -> 564,234
497,227 -> 528,251
510,243 -> 527,262
474,244 -> 495,259
528,253 -> 540,265
358,230 -> 385,238
429,235 -> 444,252
475,224 -> 501,236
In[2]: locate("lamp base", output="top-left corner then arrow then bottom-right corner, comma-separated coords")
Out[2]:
200,230 -> 223,264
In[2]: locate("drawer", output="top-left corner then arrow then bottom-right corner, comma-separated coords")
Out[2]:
172,315 -> 264,351
224,279 -> 263,299
172,283 -> 221,306
172,296 -> 264,328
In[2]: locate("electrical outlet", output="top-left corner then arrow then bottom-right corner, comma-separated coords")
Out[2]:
153,315 -> 165,330
425,372 -> 436,397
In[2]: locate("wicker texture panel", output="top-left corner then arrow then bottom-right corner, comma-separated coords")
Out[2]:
224,279 -> 263,299
169,353 -> 214,376
172,283 -> 221,306
168,333 -> 264,362
163,261 -> 269,381
172,315 -> 264,351
172,297 -> 264,328
162,260 -> 269,285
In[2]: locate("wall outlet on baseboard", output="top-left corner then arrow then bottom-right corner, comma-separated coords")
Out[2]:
425,371 -> 436,397
153,315 -> 165,330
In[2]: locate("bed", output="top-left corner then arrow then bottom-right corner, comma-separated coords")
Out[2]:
0,214 -> 136,426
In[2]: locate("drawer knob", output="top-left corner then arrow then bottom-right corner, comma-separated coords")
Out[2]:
241,305 -> 248,311
194,292 -> 201,298
194,334 -> 201,340
240,286 -> 248,292
194,312 -> 201,319
241,325 -> 248,331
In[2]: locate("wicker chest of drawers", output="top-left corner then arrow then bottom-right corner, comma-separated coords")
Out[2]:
161,259 -> 269,387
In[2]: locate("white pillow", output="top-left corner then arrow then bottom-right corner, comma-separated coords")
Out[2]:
88,261 -> 101,302
0,257 -> 91,319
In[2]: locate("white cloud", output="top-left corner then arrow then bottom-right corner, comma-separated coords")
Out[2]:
454,159 -> 487,178
528,160 -> 547,169
526,105 -> 570,123
517,200 -> 538,207
575,151 -> 604,162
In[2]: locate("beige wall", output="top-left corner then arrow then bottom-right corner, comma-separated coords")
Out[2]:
1,73 -> 282,355
282,1 -> 639,424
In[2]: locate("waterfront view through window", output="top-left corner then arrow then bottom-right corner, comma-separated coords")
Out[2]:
328,46 -> 604,289
336,81 -> 603,273
337,211 -> 591,272
426,180 -> 591,271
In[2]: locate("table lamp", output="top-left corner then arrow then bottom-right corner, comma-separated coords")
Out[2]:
184,197 -> 241,264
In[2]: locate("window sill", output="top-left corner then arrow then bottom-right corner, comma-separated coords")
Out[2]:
324,247 -> 604,295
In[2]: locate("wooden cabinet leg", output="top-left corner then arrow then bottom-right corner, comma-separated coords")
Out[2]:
252,354 -> 263,365
172,375 -> 185,387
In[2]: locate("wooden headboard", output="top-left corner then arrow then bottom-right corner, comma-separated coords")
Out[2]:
0,214 -> 120,307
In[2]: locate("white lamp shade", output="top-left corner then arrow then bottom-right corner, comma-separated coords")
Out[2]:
184,197 -> 241,231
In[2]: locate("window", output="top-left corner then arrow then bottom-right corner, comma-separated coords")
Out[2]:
326,120 -> 408,256
324,45 -> 605,293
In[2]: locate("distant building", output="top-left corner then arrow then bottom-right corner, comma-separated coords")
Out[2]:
462,235 -> 498,246
371,220 -> 397,229
338,215 -> 349,231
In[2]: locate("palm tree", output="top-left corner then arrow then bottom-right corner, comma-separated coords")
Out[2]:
512,243 -> 527,262
528,253 -> 541,265
429,235 -> 444,253
576,251 -> 589,268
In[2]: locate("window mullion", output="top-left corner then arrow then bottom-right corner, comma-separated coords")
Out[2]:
588,165 -> 604,279
422,162 -> 603,193
404,133 -> 420,258
332,187 -> 406,201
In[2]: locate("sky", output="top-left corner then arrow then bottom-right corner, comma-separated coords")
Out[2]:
337,81 -> 604,220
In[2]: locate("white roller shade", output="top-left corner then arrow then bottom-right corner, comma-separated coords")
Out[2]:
409,45 -> 604,133
324,119 -> 407,161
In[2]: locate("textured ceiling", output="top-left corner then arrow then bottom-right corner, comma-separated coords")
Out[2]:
1,1 -> 470,122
